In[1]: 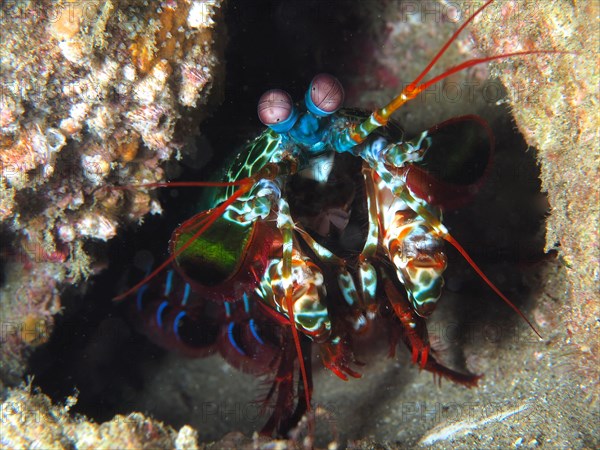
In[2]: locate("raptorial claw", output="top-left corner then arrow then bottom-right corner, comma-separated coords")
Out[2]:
411,344 -> 430,369
320,339 -> 362,381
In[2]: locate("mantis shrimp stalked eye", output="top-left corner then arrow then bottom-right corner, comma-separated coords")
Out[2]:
257,89 -> 298,131
306,73 -> 345,115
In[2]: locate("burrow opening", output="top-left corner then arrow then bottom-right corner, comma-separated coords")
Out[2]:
26,0 -> 548,444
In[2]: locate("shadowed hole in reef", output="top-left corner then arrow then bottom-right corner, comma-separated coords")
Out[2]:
25,0 -> 548,444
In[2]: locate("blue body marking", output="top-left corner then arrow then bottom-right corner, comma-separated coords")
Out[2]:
173,311 -> 186,339
227,322 -> 246,355
248,319 -> 265,345
182,282 -> 191,306
136,284 -> 149,311
156,300 -> 169,328
164,270 -> 174,296
289,113 -> 327,150
242,293 -> 250,314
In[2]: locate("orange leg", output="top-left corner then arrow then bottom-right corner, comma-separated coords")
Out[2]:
384,278 -> 480,387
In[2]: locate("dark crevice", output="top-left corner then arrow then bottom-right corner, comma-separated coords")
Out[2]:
26,0 -> 547,443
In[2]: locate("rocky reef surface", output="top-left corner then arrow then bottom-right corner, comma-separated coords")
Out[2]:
1,382 -> 200,449
1,1 -> 598,449
470,0 -> 599,382
0,0 -> 223,383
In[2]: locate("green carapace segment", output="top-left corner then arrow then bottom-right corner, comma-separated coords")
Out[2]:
173,216 -> 253,286
206,129 -> 282,208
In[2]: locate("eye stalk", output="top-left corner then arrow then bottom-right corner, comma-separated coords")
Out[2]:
257,89 -> 299,133
305,73 -> 344,117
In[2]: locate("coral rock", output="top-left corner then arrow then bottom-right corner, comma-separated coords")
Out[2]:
0,0 -> 224,382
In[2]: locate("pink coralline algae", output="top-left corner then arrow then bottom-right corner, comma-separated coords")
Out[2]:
0,0 -> 224,382
1,384 -> 200,449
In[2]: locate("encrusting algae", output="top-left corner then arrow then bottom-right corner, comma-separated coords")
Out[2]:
1,382 -> 199,450
1,1 -> 597,449
0,0 -> 224,383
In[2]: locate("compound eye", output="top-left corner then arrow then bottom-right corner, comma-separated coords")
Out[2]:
306,73 -> 344,116
257,89 -> 298,132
